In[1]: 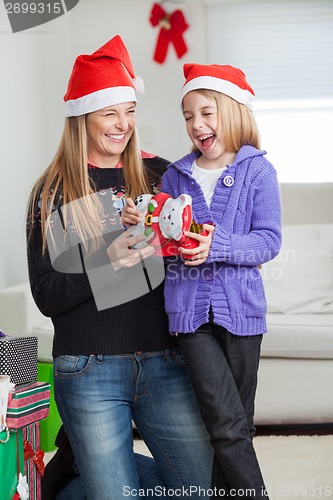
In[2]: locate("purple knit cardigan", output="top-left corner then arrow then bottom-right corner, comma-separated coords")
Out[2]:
161,145 -> 282,336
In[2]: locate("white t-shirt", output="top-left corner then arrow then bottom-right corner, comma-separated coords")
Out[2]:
192,160 -> 226,207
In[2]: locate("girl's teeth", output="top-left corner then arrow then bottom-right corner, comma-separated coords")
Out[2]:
200,134 -> 215,148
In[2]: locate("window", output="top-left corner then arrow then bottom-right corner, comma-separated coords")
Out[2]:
205,0 -> 333,182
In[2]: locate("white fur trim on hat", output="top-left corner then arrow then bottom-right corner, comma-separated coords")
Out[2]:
181,76 -> 254,109
132,75 -> 145,94
64,87 -> 137,117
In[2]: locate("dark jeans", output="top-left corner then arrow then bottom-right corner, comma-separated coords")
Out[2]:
178,323 -> 269,500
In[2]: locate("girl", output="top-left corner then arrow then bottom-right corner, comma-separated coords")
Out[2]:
26,38 -> 213,499
124,63 -> 281,499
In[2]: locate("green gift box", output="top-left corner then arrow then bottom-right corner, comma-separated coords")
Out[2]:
38,362 -> 62,452
0,428 -> 24,499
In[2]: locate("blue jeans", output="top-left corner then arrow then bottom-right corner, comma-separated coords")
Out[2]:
56,455 -> 169,499
53,350 -> 213,499
178,324 -> 268,499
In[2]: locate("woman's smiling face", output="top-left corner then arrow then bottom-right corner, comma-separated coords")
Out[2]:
86,101 -> 136,167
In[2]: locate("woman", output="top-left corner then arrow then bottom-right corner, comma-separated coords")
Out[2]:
27,36 -> 213,499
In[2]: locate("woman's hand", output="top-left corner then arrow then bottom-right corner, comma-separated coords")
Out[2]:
121,197 -> 141,226
178,224 -> 215,266
107,231 -> 155,272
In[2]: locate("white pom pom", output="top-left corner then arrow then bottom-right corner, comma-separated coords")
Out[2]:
133,75 -> 145,94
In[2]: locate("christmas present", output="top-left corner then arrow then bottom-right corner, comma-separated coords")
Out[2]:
23,422 -> 45,500
7,381 -> 51,430
0,373 -> 11,432
38,362 -> 62,452
0,427 -> 24,499
0,334 -> 38,385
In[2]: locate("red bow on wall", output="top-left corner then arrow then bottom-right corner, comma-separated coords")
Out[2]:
149,3 -> 189,64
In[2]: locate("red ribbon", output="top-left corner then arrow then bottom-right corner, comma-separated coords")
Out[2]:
149,3 -> 189,64
24,440 -> 45,477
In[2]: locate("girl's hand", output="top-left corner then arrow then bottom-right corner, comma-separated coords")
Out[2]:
179,224 -> 215,266
107,231 -> 155,272
121,197 -> 142,226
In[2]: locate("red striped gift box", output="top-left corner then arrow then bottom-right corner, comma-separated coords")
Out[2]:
7,382 -> 50,430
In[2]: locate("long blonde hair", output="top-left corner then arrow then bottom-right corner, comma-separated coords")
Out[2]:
27,115 -> 151,254
186,89 -> 261,153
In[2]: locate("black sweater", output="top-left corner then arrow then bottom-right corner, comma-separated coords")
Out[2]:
27,156 -> 177,356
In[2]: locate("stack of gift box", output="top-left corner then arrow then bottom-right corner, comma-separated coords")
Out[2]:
0,331 -> 50,500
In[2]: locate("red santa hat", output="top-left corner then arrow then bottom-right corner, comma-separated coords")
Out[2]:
181,63 -> 255,109
64,35 -> 144,117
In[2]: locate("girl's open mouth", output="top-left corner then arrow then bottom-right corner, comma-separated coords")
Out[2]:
198,133 -> 215,148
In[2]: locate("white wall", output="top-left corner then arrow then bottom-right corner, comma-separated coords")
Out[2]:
2,0 -> 330,287
0,0 -> 206,287
70,0 -> 206,160
0,8 -> 73,287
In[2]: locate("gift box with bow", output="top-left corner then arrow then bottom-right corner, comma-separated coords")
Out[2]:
0,427 -> 24,499
23,422 -> 45,500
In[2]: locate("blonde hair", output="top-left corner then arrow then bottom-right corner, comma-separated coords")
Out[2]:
185,89 -> 261,153
27,115 -> 151,254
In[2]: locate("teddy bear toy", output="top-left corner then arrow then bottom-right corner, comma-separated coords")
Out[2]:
129,192 -> 208,257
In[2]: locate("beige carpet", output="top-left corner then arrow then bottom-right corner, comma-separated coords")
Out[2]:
134,434 -> 333,499
254,435 -> 333,499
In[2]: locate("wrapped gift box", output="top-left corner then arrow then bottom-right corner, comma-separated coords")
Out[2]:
23,422 -> 44,500
38,362 -> 62,452
0,428 -> 24,499
0,334 -> 38,385
7,381 -> 51,429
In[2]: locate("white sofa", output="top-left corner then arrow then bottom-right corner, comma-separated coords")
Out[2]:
1,183 -> 333,425
255,182 -> 333,425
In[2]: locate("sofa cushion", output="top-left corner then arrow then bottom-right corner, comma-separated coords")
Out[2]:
263,224 -> 333,314
263,313 -> 333,359
0,283 -> 46,336
0,283 -> 53,361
